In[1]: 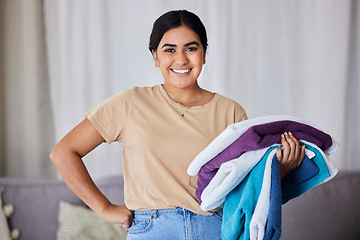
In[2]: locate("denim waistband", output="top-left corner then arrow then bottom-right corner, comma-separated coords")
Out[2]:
134,207 -> 187,216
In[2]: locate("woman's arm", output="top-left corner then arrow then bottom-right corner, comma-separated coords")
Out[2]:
50,118 -> 133,228
276,131 -> 306,179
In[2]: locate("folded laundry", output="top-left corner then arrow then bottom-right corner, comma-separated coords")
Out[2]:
221,142 -> 336,240
188,116 -> 339,240
189,117 -> 338,202
187,115 -> 338,177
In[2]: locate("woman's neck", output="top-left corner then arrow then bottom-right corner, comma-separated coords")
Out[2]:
162,83 -> 201,107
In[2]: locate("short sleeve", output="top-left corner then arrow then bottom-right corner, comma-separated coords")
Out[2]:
234,102 -> 248,123
85,88 -> 134,143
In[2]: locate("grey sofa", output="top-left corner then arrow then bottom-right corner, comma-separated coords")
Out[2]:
0,176 -> 125,240
0,171 -> 359,240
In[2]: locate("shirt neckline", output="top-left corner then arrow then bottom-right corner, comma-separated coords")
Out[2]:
158,84 -> 218,110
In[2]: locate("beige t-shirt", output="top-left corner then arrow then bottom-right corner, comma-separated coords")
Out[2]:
86,85 -> 247,215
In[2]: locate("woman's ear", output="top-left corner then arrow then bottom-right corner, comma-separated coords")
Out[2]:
152,50 -> 160,68
203,51 -> 206,65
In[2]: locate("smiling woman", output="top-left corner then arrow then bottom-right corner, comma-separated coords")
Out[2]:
49,9 -> 304,239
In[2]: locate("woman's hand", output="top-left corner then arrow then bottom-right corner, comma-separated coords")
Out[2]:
276,132 -> 306,179
99,204 -> 134,228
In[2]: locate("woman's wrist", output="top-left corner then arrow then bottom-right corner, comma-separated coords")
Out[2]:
96,203 -> 134,228
95,200 -> 113,218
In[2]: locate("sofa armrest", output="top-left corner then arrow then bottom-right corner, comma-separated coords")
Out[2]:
281,171 -> 360,240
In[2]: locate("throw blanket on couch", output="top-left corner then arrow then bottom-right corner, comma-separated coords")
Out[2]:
187,116 -> 339,240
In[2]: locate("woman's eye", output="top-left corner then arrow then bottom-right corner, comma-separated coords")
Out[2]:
164,49 -> 175,53
186,47 -> 197,52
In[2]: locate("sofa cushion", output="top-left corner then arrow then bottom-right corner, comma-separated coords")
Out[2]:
0,176 -> 124,240
281,171 -> 360,240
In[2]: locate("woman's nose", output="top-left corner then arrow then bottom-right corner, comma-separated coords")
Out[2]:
174,51 -> 189,65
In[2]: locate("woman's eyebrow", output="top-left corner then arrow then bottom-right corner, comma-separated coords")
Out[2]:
184,41 -> 199,47
161,43 -> 176,48
161,41 -> 200,49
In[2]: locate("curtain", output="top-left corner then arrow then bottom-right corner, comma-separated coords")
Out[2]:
44,0 -> 359,180
344,0 -> 360,169
1,0 -> 357,178
0,0 -> 55,177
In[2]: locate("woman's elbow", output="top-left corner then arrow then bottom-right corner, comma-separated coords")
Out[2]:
50,145 -> 61,165
50,143 -> 70,166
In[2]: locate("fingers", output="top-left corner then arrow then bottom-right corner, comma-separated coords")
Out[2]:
288,132 -> 300,160
119,208 -> 134,228
278,132 -> 305,178
281,132 -> 300,161
280,133 -> 290,161
101,204 -> 134,229
119,218 -> 133,229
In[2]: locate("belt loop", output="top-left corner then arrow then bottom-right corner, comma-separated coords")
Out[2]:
151,209 -> 158,220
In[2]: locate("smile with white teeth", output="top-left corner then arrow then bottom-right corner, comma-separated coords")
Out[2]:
171,68 -> 191,74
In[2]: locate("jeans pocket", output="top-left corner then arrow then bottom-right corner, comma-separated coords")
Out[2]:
127,217 -> 153,235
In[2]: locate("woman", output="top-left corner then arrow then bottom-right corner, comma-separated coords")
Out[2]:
50,10 -> 304,239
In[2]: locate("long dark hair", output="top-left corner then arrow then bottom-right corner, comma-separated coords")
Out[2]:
149,10 -> 208,53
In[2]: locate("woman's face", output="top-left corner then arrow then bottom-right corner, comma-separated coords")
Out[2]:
152,25 -> 206,90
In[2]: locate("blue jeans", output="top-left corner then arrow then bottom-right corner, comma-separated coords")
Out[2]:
126,208 -> 223,240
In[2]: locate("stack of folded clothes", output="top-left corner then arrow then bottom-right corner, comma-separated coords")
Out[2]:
187,115 -> 339,240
